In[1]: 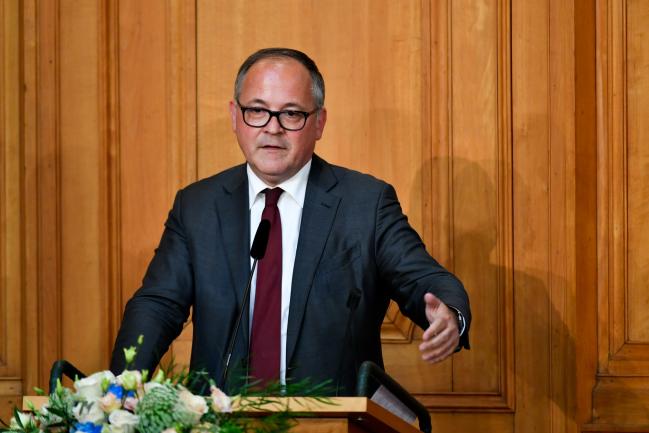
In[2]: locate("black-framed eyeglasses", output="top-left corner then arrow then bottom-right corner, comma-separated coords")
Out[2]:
237,101 -> 318,131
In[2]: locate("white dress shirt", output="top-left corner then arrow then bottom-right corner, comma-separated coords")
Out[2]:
247,159 -> 311,384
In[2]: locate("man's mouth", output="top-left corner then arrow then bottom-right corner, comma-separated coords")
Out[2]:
259,143 -> 286,150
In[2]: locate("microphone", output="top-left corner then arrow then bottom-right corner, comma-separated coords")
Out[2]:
220,219 -> 271,388
335,286 -> 362,395
250,219 -> 270,259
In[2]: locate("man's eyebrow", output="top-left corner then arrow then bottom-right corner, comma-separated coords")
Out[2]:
280,103 -> 307,111
241,98 -> 268,106
241,98 -> 308,111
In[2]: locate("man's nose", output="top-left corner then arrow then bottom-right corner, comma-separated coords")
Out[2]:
264,114 -> 284,134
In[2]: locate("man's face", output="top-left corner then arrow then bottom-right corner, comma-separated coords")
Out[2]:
230,58 -> 327,186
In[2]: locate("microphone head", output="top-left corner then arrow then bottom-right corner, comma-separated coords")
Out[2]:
250,219 -> 271,259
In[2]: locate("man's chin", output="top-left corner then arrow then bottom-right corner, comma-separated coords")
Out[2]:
252,165 -> 292,186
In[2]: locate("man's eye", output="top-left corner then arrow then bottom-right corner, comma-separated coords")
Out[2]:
249,108 -> 266,114
283,111 -> 301,118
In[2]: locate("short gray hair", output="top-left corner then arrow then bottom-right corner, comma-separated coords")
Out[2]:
234,48 -> 325,110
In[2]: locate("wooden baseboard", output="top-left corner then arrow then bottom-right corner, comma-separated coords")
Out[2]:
582,423 -> 649,433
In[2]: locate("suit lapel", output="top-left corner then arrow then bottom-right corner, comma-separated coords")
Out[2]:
286,156 -> 340,366
214,166 -> 251,349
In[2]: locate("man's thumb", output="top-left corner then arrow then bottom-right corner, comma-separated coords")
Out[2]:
424,292 -> 441,309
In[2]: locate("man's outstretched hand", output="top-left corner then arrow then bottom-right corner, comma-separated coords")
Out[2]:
418,293 -> 460,363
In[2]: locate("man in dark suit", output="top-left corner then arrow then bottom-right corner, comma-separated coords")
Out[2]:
111,48 -> 471,395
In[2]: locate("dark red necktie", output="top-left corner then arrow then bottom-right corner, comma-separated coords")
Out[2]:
250,188 -> 283,384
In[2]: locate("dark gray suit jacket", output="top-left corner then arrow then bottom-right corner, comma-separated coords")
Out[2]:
111,155 -> 471,395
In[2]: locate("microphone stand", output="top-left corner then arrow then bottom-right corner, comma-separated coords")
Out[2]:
220,219 -> 270,389
335,287 -> 362,395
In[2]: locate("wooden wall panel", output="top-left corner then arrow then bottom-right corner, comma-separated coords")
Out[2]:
449,0 -> 502,395
58,0 -> 108,374
596,0 -> 647,375
415,0 -> 514,413
575,0 -> 598,426
22,0 -> 41,393
548,2 -> 577,432
118,0 -> 171,309
447,0 -> 512,400
626,0 -> 649,344
33,0 -> 64,387
116,0 -> 197,365
512,1 -> 577,432
17,0 -> 113,386
590,0 -> 649,428
0,0 -> 23,423
512,0 -> 553,430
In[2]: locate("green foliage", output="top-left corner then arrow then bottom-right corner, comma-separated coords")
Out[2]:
37,382 -> 76,431
135,384 -> 178,433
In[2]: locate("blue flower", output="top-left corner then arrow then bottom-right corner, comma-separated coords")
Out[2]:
72,421 -> 103,433
106,383 -> 125,399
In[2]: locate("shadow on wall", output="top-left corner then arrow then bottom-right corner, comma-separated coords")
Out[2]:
395,156 -> 576,416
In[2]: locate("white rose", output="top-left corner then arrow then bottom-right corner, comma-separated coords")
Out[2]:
177,389 -> 208,424
116,370 -> 142,391
75,370 -> 116,401
73,401 -> 106,424
209,386 -> 232,413
108,409 -> 139,433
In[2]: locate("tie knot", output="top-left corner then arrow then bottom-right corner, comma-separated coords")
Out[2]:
263,188 -> 283,206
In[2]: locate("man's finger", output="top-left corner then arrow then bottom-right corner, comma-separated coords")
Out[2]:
422,318 -> 444,341
420,333 -> 458,363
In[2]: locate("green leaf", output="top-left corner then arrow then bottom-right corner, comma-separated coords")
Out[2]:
12,409 -> 24,429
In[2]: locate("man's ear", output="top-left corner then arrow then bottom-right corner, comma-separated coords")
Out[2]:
229,100 -> 237,132
315,107 -> 327,140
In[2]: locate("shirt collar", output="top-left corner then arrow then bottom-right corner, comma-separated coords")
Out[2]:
247,159 -> 312,209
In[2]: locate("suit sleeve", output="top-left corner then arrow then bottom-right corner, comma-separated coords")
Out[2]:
374,183 -> 471,349
110,189 -> 194,373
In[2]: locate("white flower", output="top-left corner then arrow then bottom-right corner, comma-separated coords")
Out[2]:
177,388 -> 208,424
98,392 -> 121,413
38,404 -> 63,426
75,370 -> 116,401
9,411 -> 35,429
73,401 -> 106,424
108,409 -> 139,433
116,370 -> 142,391
123,395 -> 139,411
161,429 -> 177,433
209,386 -> 232,413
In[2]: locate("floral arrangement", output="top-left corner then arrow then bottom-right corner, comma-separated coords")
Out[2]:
2,339 -> 329,433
